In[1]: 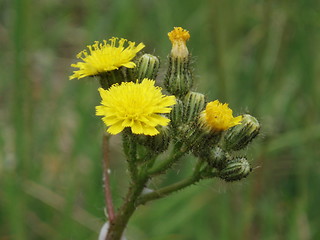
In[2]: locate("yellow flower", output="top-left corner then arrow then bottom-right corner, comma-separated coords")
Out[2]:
69,38 -> 145,80
168,27 -> 190,58
200,100 -> 243,132
96,79 -> 176,136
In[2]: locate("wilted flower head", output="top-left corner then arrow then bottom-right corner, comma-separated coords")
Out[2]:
96,79 -> 176,136
168,27 -> 190,58
70,37 -> 145,80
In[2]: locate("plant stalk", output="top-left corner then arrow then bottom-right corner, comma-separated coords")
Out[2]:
106,177 -> 147,240
137,172 -> 202,205
102,134 -> 115,223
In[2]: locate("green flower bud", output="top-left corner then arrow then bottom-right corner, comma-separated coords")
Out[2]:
203,146 -> 228,169
211,147 -> 227,167
170,92 -> 205,130
99,68 -> 126,90
138,126 -> 170,154
223,114 -> 260,151
219,157 -> 251,182
134,54 -> 160,81
182,92 -> 206,123
165,27 -> 193,98
169,99 -> 184,130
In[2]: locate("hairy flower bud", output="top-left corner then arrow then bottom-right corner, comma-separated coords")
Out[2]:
219,157 -> 251,182
223,114 -> 260,151
165,27 -> 193,98
200,146 -> 228,170
134,54 -> 160,81
169,99 -> 184,129
182,92 -> 206,123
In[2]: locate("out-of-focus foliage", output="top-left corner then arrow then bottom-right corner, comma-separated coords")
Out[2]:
1,0 -> 319,239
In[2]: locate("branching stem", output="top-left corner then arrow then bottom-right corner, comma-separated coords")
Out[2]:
137,173 -> 202,205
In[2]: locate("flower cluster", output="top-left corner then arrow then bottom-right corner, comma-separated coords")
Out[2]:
69,26 -> 261,240
69,27 -> 260,183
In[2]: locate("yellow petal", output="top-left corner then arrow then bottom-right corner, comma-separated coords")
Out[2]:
96,106 -> 106,116
107,122 -> 125,135
122,62 -> 136,68
142,126 -> 159,136
131,121 -> 143,134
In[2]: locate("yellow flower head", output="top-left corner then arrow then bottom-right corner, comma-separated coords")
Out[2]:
168,27 -> 190,58
200,100 -> 243,132
96,79 -> 176,136
70,38 -> 145,80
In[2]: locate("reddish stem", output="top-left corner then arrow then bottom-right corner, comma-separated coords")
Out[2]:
102,134 -> 115,223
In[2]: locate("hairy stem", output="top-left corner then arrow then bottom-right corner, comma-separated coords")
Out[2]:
106,131 -> 148,240
138,161 -> 218,205
122,132 -> 139,182
106,176 -> 148,240
102,134 -> 115,223
137,173 -> 202,205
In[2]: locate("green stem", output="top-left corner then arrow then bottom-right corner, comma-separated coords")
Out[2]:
106,176 -> 147,240
138,161 -> 218,205
105,132 -> 148,239
137,172 -> 202,205
147,142 -> 185,175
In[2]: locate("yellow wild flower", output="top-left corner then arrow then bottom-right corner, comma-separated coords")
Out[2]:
96,79 -> 176,136
70,37 -> 145,80
200,100 -> 243,132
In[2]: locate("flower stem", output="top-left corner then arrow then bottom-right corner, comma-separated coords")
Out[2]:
102,134 -> 115,223
106,176 -> 148,240
137,172 -> 202,205
138,161 -> 218,205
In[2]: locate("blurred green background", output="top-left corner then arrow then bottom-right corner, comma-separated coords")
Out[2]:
1,0 -> 320,239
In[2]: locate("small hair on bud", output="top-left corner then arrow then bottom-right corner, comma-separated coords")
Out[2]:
134,54 -> 160,81
219,157 -> 252,182
223,114 -> 260,151
183,92 -> 206,123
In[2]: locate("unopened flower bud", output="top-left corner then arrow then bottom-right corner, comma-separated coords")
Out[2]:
165,27 -> 193,98
219,157 -> 251,182
182,92 -> 206,123
134,54 -> 160,81
138,126 -> 170,154
200,146 -> 228,169
169,99 -> 184,130
223,114 -> 260,151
